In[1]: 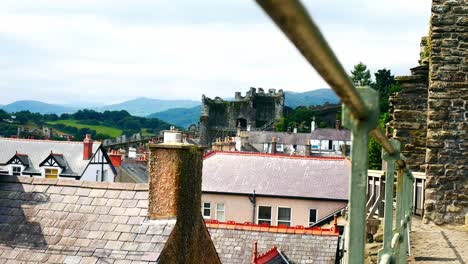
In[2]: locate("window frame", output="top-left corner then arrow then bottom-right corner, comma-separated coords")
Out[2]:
257,205 -> 272,225
11,165 -> 22,176
45,168 -> 59,179
202,202 -> 211,219
277,206 -> 292,227
215,203 -> 225,222
309,208 -> 318,226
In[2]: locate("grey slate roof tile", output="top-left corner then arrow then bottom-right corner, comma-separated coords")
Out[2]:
203,152 -> 350,200
0,176 -> 339,263
0,177 -> 174,263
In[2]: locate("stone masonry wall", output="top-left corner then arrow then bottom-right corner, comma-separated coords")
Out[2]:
390,38 -> 429,173
424,0 -> 467,224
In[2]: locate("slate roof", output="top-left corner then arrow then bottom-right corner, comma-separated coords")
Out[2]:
247,129 -> 350,145
0,176 -> 340,264
0,176 -> 172,263
118,160 -> 148,183
202,152 -> 350,200
310,129 -> 350,141
0,138 -> 101,177
208,224 -> 338,264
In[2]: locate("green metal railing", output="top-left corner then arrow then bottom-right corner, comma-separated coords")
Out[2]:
256,1 -> 414,263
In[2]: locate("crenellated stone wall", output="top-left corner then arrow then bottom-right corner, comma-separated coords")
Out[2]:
424,0 -> 467,224
390,38 -> 429,173
199,87 -> 284,146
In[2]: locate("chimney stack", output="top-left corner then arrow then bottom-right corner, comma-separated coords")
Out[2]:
108,149 -> 122,167
83,134 -> 93,160
335,120 -> 340,130
270,137 -> 277,154
147,137 -> 220,263
305,140 -> 311,157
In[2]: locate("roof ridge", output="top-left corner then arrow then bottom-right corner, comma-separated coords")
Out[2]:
203,151 -> 345,161
205,220 -> 339,236
0,175 -> 148,191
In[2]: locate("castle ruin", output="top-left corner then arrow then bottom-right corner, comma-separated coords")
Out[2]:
199,87 -> 284,146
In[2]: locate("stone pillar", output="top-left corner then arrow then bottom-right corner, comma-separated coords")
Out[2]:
148,143 -> 204,220
424,0 -> 467,225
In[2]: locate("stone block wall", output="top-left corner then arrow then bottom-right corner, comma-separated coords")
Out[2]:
424,0 -> 467,224
390,38 -> 429,172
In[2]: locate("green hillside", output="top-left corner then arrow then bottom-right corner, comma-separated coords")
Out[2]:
148,105 -> 201,128
47,120 -> 123,138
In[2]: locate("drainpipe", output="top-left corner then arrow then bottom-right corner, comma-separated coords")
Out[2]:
248,190 -> 257,223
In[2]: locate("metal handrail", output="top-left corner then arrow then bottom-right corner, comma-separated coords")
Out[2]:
255,0 -> 399,159
256,1 -> 415,263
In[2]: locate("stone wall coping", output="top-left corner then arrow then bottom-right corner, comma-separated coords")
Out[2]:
0,175 -> 149,191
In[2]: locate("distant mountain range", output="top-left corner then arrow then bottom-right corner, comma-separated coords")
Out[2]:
148,105 -> 202,128
1,89 -> 339,127
0,100 -> 77,115
96,97 -> 200,117
284,89 -> 339,108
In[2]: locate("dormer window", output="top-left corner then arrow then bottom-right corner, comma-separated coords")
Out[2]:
12,166 -> 22,176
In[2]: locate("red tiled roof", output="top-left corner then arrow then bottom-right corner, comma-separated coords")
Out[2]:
204,220 -> 339,236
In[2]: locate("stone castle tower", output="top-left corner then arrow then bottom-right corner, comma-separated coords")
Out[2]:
390,0 -> 467,224
199,87 -> 284,146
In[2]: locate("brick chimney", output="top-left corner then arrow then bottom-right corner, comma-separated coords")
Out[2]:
83,134 -> 93,160
270,137 -> 277,154
335,120 -> 341,130
147,131 -> 220,263
108,149 -> 122,167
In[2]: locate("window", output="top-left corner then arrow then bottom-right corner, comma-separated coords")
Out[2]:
12,166 -> 21,176
45,168 -> 58,179
202,202 -> 211,219
309,209 -> 317,226
277,207 -> 292,226
216,203 -> 225,221
258,206 -> 272,225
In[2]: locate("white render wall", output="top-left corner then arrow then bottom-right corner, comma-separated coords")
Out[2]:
81,163 -> 114,182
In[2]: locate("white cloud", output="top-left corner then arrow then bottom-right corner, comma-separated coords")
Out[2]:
0,0 -> 431,105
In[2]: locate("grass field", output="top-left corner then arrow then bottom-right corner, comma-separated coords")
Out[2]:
47,120 -> 122,137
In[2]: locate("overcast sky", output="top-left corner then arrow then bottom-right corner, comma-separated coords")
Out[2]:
1,0 -> 431,105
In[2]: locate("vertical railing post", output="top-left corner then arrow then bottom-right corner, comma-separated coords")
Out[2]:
378,140 -> 401,263
342,87 -> 379,264
398,169 -> 414,264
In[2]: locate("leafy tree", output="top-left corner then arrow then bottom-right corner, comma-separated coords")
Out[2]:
371,69 -> 395,112
351,62 -> 372,87
0,110 -> 9,121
